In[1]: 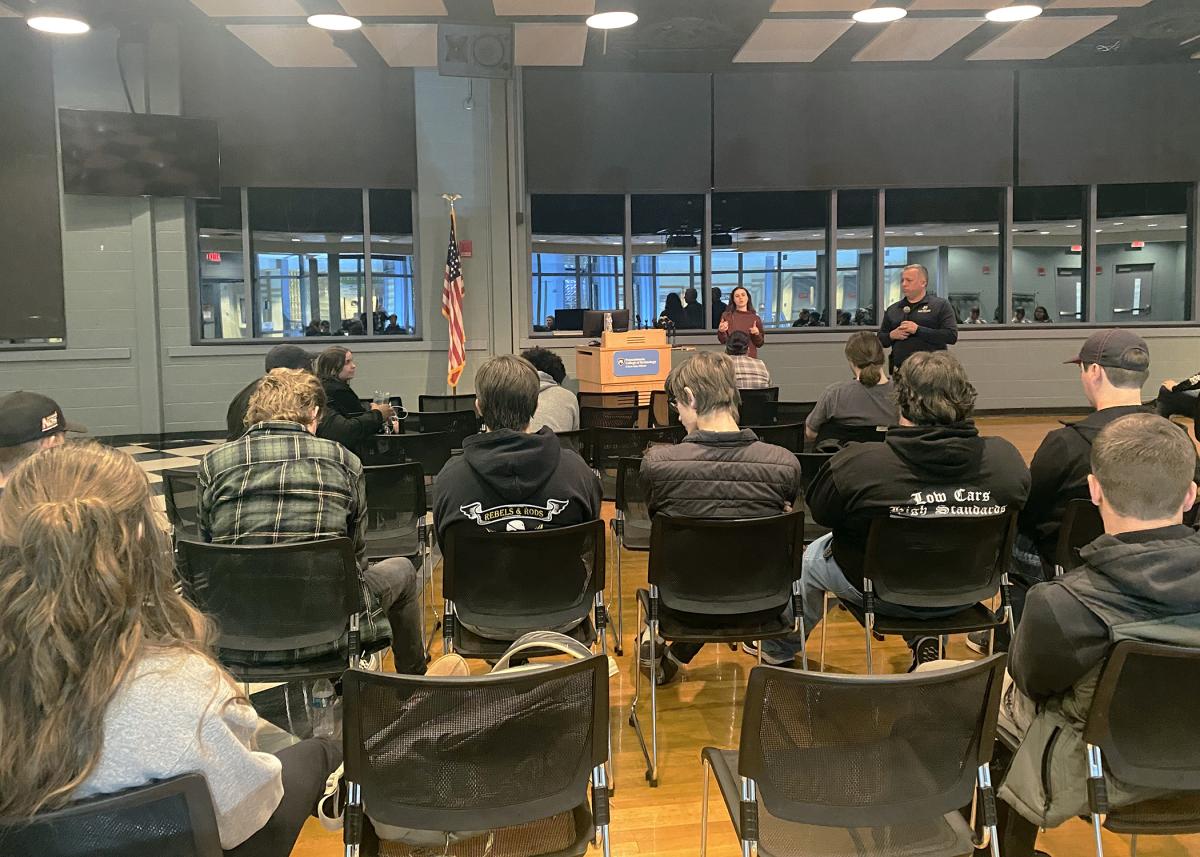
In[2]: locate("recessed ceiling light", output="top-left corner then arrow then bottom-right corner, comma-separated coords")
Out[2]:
27,15 -> 90,34
1095,229 -> 1103,233
985,5 -> 1042,23
199,233 -> 210,238
1181,225 -> 1189,229
1149,224 -> 1159,227
845,232 -> 855,237
1040,231 -> 1050,235
885,230 -> 896,235
307,13 -> 362,31
852,6 -> 906,24
586,11 -> 638,29
992,231 -> 1000,235
291,237 -> 302,242
1113,221 -> 1124,226
915,231 -> 924,236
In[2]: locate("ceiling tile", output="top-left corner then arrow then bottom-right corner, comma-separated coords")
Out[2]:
190,0 -> 306,16
0,3 -> 19,17
515,23 -> 588,66
340,0 -> 448,14
854,18 -> 985,61
493,0 -> 595,15
361,23 -> 438,66
968,15 -> 1118,60
907,0 -> 1009,8
769,0 -> 863,10
225,25 -> 357,67
1047,0 -> 1151,6
734,19 -> 854,63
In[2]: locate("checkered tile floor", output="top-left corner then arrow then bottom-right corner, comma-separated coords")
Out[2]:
115,439 -> 224,513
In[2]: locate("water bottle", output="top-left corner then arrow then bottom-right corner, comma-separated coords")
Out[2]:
310,678 -> 337,739
603,311 -> 613,333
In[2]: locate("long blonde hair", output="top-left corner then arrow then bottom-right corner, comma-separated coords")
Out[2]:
0,442 -> 221,817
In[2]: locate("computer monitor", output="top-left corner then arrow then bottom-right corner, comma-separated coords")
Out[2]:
554,308 -> 585,331
582,309 -> 630,337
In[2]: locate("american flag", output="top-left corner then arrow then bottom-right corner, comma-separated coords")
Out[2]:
442,209 -> 466,388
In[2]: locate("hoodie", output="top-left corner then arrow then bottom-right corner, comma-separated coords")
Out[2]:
808,422 -> 1030,591
433,427 -> 600,547
529,371 -> 580,433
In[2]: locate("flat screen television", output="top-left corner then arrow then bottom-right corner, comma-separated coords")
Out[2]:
59,108 -> 220,198
582,309 -> 630,337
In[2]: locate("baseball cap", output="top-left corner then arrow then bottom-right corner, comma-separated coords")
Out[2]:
0,392 -> 87,448
265,344 -> 315,372
1065,329 -> 1150,371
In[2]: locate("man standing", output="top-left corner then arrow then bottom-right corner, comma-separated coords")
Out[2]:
877,264 -> 958,369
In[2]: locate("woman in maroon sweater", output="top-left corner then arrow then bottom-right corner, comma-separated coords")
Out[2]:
717,286 -> 765,357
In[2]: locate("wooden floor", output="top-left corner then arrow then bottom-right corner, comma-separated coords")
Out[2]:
291,415 -> 1200,857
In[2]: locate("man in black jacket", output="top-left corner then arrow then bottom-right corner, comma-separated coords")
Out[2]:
760,351 -> 1029,670
877,264 -> 958,370
433,355 -> 601,637
225,345 -> 313,441
1155,369 -> 1200,419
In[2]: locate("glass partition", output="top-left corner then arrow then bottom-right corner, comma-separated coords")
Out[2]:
837,190 -> 877,326
632,194 -> 705,332
368,189 -> 416,336
1013,186 -> 1086,324
1096,183 -> 1189,323
196,188 -> 249,340
530,194 -> 624,334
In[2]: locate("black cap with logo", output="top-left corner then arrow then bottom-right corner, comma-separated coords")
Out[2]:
1065,329 -> 1150,372
0,392 -> 88,448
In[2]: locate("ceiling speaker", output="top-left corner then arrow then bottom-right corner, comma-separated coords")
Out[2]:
437,23 -> 514,80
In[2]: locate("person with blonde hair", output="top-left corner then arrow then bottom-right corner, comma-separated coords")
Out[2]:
804,331 -> 898,443
0,442 -> 338,855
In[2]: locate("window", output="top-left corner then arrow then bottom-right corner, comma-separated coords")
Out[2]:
1096,183 -> 1189,323
885,188 -> 1001,325
711,192 -> 827,329
1013,187 -> 1085,324
632,194 -> 704,332
195,187 -> 418,341
837,190 -> 877,327
530,194 -> 624,334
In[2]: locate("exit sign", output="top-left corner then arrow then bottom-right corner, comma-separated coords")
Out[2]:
205,251 -> 222,263
1131,240 -> 1145,249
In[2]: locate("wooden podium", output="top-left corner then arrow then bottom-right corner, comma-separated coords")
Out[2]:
575,329 -> 671,397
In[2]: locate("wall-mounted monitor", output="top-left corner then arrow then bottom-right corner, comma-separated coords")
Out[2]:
59,108 -> 220,198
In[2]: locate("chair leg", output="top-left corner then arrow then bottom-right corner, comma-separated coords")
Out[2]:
628,599 -> 655,786
614,537 -> 625,656
864,614 -> 874,675
1130,834 -> 1138,857
820,591 -> 830,672
648,616 -> 659,787
798,616 -> 808,671
756,640 -> 763,664
700,756 -> 712,857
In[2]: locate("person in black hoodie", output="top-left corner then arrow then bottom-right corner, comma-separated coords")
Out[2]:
225,345 -> 315,442
759,351 -> 1030,670
313,346 -> 396,457
433,355 -> 601,636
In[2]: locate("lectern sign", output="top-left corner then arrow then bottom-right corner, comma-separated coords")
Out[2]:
613,350 -> 660,378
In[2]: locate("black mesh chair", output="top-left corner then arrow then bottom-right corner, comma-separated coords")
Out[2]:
176,537 -> 372,683
1083,640 -> 1200,857
420,393 -> 476,413
828,513 -> 1018,674
417,409 -> 479,449
737,387 -> 780,427
361,432 -> 453,510
0,773 -> 222,857
649,390 -> 680,428
1054,498 -> 1105,577
341,657 -> 611,857
775,400 -> 815,426
814,421 -> 889,448
591,426 -> 684,499
441,520 -> 607,661
699,656 -> 1008,857
632,511 -> 806,787
609,456 -> 652,656
796,451 -> 836,545
748,422 -> 804,453
579,391 -> 638,410
162,467 -> 202,540
555,428 -> 593,464
580,404 -> 639,431
364,463 -> 431,658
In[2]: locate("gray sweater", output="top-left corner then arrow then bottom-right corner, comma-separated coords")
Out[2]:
529,371 -> 580,433
74,651 -> 284,850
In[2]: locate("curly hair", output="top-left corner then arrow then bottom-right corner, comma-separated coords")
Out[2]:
246,368 -> 326,427
893,352 -> 976,426
520,346 -> 567,385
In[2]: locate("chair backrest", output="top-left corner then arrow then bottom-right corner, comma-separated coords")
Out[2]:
815,421 -> 889,447
649,389 -> 680,428
176,537 -> 362,653
795,452 -> 835,494
648,512 -> 804,616
1084,640 -> 1200,792
579,404 -> 639,430
615,456 -> 650,526
416,409 -> 479,448
0,774 -> 222,857
579,391 -> 638,409
442,520 -> 606,633
162,468 -> 201,538
863,512 -> 1018,608
737,656 -> 1007,828
775,400 -> 815,426
1055,498 -> 1105,573
379,431 -> 454,478
363,463 -> 426,558
554,428 -> 592,464
737,386 -> 780,427
748,422 -> 804,453
358,434 -> 405,466
420,393 -> 476,413
591,426 -> 684,469
342,656 -> 607,832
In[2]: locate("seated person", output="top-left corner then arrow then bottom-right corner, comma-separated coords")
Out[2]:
0,391 -> 82,493
521,346 -> 580,432
994,413 -> 1200,855
726,331 -> 771,389
314,346 -> 397,456
226,344 -> 314,442
792,309 -> 811,328
1033,305 -> 1052,324
1155,369 -> 1200,419
433,355 -> 601,636
804,331 -> 897,445
966,307 -> 986,325
638,351 -> 803,684
199,369 -> 425,675
760,351 -> 1030,670
0,442 -> 338,856
1011,307 -> 1032,324
382,314 -> 402,334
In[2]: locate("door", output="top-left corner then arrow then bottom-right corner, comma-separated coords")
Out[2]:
1113,263 -> 1154,321
1055,267 -> 1083,322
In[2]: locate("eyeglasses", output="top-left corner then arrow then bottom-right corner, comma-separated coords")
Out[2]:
667,395 -> 678,412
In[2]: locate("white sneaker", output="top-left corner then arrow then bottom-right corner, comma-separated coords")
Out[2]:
740,641 -> 796,667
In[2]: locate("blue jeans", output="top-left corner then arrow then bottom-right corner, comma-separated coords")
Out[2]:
760,533 -> 962,662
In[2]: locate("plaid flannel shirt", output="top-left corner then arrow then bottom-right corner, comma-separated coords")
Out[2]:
731,354 -> 772,390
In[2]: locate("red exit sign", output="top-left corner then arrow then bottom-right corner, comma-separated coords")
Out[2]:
205,251 -> 222,263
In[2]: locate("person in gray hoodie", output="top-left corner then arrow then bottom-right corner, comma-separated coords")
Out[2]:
521,346 -> 579,433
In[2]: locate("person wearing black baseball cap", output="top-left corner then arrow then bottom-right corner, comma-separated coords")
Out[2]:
0,392 -> 87,489
225,345 -> 315,442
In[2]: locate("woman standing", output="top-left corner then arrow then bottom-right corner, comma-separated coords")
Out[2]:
717,285 -> 764,357
314,346 -> 395,455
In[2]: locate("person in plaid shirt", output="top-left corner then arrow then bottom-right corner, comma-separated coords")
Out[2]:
725,331 -> 771,389
198,369 -> 424,674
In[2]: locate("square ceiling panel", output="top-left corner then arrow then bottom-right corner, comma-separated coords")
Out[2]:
515,23 -> 588,66
361,23 -> 438,66
854,18 -> 986,61
493,0 -> 595,15
969,15 -> 1117,60
340,0 -> 448,14
1048,0 -> 1151,6
734,19 -> 855,63
190,0 -> 306,16
769,0 -> 863,10
906,0 -> 1009,8
0,3 -> 19,17
226,25 -> 357,67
